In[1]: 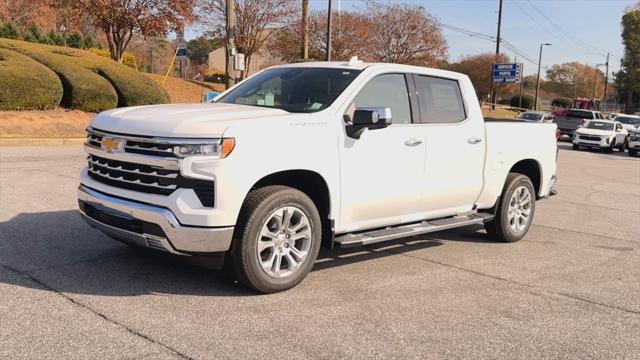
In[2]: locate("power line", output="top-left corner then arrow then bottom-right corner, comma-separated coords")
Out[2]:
523,0 -> 613,57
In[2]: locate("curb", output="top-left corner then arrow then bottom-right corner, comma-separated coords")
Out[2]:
0,138 -> 85,147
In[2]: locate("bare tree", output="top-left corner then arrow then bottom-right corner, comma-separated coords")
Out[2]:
200,0 -> 296,78
271,5 -> 447,67
271,10 -> 373,62
366,4 -> 447,67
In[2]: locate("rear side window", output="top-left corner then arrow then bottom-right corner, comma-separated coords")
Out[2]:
414,75 -> 466,123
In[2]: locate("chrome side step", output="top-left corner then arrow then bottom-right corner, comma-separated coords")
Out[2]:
334,213 -> 494,248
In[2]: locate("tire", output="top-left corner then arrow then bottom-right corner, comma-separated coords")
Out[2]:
630,148 -> 638,157
228,185 -> 322,293
606,140 -> 615,153
485,173 -> 536,243
572,143 -> 579,150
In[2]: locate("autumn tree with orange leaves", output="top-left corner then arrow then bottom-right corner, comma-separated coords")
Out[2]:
80,0 -> 197,62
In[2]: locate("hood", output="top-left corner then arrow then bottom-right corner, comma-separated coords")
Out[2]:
621,123 -> 638,131
90,103 -> 291,138
575,127 -> 615,136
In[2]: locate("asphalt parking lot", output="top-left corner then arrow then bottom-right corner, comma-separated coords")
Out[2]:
1,143 -> 639,359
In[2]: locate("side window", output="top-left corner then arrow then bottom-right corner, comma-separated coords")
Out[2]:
414,75 -> 466,123
351,74 -> 412,124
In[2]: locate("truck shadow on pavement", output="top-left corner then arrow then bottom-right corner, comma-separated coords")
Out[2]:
0,210 -> 491,297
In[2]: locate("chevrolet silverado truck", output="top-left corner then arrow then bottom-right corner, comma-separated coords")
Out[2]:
78,60 -> 558,293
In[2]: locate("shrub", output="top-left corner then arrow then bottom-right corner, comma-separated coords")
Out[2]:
83,36 -> 100,49
89,48 -> 141,70
48,30 -> 66,46
66,32 -> 84,49
510,94 -> 535,110
0,22 -> 20,40
552,97 -> 572,108
0,39 -> 118,111
22,24 -> 45,43
0,48 -> 63,110
204,71 -> 226,83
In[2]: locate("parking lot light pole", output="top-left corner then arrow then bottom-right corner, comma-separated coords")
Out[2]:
534,43 -> 552,111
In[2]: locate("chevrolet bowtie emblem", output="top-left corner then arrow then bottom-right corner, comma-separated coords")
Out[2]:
101,137 -> 125,153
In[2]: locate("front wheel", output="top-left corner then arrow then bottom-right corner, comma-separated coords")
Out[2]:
485,173 -> 536,243
630,148 -> 638,157
228,186 -> 321,293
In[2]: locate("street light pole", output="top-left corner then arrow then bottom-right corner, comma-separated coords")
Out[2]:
534,43 -> 551,111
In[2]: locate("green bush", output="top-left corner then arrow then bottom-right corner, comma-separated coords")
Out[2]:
66,32 -> 84,49
552,97 -> 572,108
0,22 -> 20,40
81,57 -> 170,106
0,39 -> 118,111
510,94 -> 535,110
0,48 -> 63,110
0,38 -> 168,109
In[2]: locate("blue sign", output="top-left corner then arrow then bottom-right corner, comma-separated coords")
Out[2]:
493,63 -> 523,84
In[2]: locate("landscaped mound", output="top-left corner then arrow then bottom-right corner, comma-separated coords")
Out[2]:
0,39 -> 170,111
0,48 -> 63,110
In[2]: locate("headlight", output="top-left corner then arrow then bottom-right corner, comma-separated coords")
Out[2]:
174,138 -> 235,158
631,133 -> 639,141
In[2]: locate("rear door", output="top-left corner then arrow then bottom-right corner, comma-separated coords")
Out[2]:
413,74 -> 485,214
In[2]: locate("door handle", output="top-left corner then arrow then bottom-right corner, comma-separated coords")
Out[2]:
404,138 -> 423,146
467,137 -> 482,144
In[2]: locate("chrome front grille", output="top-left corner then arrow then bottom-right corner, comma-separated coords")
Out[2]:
88,154 -> 179,195
84,128 -> 216,206
86,129 -> 178,157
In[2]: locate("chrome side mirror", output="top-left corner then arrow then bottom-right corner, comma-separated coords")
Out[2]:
346,106 -> 392,139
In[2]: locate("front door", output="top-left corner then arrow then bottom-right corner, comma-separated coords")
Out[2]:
338,73 -> 425,232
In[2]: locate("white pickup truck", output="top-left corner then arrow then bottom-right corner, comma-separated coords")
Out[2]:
78,60 -> 558,293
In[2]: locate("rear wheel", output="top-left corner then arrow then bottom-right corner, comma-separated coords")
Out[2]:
485,173 -> 536,243
228,186 -> 321,293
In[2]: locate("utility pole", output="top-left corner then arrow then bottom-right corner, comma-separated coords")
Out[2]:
302,0 -> 309,60
603,52 -> 610,110
225,0 -> 236,89
593,63 -> 604,99
326,0 -> 333,61
490,0 -> 503,108
534,43 -> 552,111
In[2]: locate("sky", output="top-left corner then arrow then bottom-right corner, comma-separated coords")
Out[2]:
187,0 -> 633,77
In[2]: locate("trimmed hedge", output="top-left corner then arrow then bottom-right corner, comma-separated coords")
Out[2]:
552,97 -> 572,108
76,54 -> 170,106
0,48 -> 63,110
0,39 -> 170,111
0,39 -> 117,112
510,94 -> 535,110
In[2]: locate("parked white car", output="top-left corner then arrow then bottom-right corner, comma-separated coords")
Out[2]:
613,114 -> 640,131
77,60 -> 558,293
572,120 -> 628,152
628,126 -> 640,157
517,112 -> 553,122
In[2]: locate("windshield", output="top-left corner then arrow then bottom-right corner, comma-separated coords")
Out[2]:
566,110 -> 594,119
585,121 -> 614,130
217,67 -> 361,113
518,112 -> 543,121
615,116 -> 640,125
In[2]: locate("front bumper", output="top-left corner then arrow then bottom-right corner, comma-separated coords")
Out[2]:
572,136 -> 611,149
629,140 -> 640,150
78,185 -> 234,255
